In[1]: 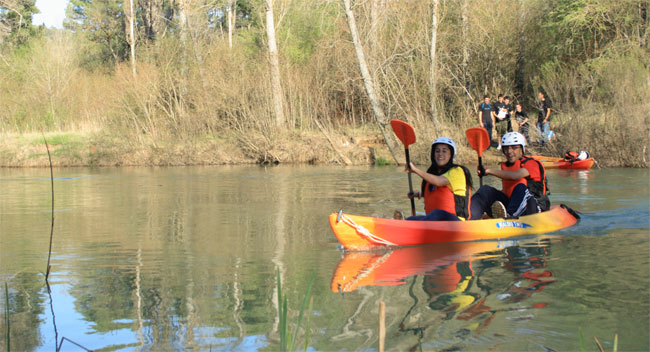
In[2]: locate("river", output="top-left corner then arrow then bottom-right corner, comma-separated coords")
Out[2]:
1,165 -> 648,351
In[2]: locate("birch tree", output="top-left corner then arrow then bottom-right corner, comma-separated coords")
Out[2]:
342,0 -> 400,163
265,0 -> 286,127
227,0 -> 236,48
125,0 -> 136,77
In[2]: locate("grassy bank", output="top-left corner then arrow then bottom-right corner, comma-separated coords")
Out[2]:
1,113 -> 647,168
0,127 -> 387,167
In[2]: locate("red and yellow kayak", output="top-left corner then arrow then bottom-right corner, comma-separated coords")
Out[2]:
329,205 -> 579,251
530,155 -> 594,169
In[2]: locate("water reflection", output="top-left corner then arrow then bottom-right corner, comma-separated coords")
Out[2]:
331,238 -> 558,348
1,166 -> 648,350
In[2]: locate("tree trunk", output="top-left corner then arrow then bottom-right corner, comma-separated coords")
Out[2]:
227,0 -> 235,49
342,0 -> 401,164
125,0 -> 136,77
265,0 -> 286,127
178,0 -> 188,48
514,0 -> 525,98
369,0 -> 378,56
461,0 -> 470,105
429,0 -> 439,129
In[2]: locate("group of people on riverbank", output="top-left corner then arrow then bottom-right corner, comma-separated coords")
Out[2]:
477,91 -> 553,148
396,130 -> 550,222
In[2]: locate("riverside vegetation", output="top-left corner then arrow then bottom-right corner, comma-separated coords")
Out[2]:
0,0 -> 648,168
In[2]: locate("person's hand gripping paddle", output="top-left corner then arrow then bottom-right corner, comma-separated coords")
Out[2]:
465,127 -> 490,186
390,120 -> 417,217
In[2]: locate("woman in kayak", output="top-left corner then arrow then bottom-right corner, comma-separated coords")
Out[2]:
404,137 -> 473,221
470,132 -> 550,220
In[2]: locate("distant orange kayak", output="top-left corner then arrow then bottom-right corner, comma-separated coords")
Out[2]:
329,205 -> 579,251
530,155 -> 594,169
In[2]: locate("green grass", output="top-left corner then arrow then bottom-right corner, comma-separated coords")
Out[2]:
277,268 -> 314,352
580,328 -> 619,352
375,157 -> 391,166
28,132 -> 84,146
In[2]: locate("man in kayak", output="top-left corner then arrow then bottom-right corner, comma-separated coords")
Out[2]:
402,137 -> 473,221
469,132 -> 550,219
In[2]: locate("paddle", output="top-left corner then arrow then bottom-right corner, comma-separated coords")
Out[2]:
465,127 -> 490,186
390,119 -> 417,216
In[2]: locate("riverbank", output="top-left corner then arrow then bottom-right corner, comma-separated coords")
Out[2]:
1,126 -> 646,168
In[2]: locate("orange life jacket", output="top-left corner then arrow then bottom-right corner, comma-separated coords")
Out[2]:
564,151 -> 580,162
500,156 -> 550,210
423,167 -> 471,219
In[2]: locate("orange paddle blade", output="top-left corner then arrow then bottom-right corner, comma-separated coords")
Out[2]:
465,127 -> 490,157
390,120 -> 416,147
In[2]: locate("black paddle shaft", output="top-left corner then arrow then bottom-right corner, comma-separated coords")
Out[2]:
478,156 -> 484,186
405,148 -> 416,216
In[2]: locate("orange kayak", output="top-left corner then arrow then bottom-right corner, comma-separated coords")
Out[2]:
530,155 -> 594,169
329,205 -> 579,251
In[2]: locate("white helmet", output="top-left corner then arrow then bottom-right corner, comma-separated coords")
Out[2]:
432,137 -> 457,161
501,132 -> 526,153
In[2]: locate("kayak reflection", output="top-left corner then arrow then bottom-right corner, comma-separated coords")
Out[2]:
331,241 -> 511,293
331,239 -> 557,332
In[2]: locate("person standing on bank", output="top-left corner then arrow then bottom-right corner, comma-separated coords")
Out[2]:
494,94 -> 509,150
478,95 -> 496,148
514,103 -> 530,142
537,91 -> 552,145
503,96 -> 514,133
469,132 -> 550,220
404,137 -> 473,221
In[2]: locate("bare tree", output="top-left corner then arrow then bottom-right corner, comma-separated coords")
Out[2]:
141,0 -> 167,41
265,0 -> 286,127
125,0 -> 137,77
342,0 -> 400,163
227,0 -> 236,49
461,0 -> 470,105
429,0 -> 439,128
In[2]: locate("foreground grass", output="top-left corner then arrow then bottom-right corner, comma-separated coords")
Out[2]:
277,268 -> 314,352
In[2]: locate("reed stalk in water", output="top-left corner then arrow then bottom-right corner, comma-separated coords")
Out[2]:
276,268 -> 314,351
4,282 -> 9,351
43,135 -> 55,280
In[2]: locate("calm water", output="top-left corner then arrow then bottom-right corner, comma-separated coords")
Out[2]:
1,165 -> 648,351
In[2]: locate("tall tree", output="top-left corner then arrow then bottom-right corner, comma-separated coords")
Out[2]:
265,0 -> 286,127
227,0 -> 236,48
342,0 -> 400,163
125,0 -> 136,77
0,0 -> 39,46
66,0 -> 128,67
141,0 -> 170,42
429,0 -> 439,128
461,0 -> 470,104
